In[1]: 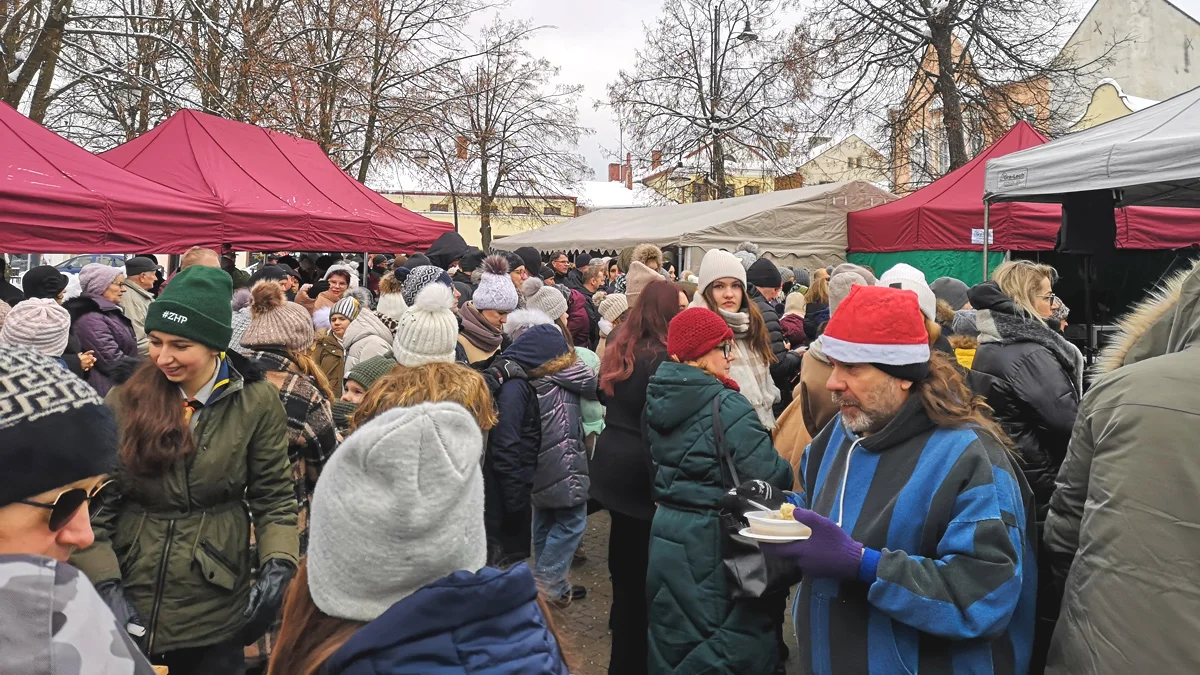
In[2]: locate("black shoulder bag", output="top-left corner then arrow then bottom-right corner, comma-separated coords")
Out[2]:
712,395 -> 804,600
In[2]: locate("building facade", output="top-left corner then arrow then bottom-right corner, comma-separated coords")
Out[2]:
382,192 -> 577,249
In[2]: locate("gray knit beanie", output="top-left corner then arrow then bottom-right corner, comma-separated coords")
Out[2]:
307,401 -> 487,622
829,272 -> 868,313
78,264 -> 123,298
472,255 -> 518,312
241,280 -> 316,352
527,285 -> 568,320
598,293 -> 629,323
392,284 -> 459,367
0,299 -> 71,357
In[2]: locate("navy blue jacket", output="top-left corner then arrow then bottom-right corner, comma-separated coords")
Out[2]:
321,564 -> 568,675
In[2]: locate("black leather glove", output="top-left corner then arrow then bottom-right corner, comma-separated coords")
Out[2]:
720,479 -> 786,512
491,357 -> 527,384
241,558 -> 296,645
94,579 -> 146,644
306,280 -> 330,299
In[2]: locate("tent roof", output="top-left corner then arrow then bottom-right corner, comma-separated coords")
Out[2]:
985,84 -> 1200,207
849,121 -> 1062,252
497,181 -> 896,261
1,102 -> 225,253
101,109 -> 450,252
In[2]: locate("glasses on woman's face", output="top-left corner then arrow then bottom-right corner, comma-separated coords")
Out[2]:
1040,292 -> 1057,304
719,342 -> 733,359
18,480 -> 113,531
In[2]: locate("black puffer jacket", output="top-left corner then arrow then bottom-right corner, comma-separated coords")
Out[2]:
748,286 -> 802,413
968,282 -> 1082,515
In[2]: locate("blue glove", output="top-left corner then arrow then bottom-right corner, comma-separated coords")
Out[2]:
760,508 -> 880,582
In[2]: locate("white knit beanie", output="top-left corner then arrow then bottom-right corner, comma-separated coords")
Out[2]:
471,255 -> 518,312
878,263 -> 937,321
392,284 -> 459,367
527,285 -> 568,320
0,299 -> 71,356
307,402 -> 487,622
697,249 -> 747,295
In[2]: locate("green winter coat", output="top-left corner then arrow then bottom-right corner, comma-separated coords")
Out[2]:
71,355 -> 299,654
644,361 -> 793,675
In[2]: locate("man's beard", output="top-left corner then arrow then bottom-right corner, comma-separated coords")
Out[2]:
833,387 -> 903,435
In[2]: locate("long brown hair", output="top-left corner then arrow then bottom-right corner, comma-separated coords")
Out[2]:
600,281 -> 681,395
291,350 -> 334,401
350,362 -> 497,432
915,352 -> 1013,452
268,561 -> 573,675
700,282 -> 775,365
117,360 -> 196,477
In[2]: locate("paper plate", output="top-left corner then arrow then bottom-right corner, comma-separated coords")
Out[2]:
738,527 -> 811,543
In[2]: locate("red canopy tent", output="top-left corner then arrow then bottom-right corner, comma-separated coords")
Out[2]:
847,121 -> 1200,283
1,102 -> 224,253
101,109 -> 450,252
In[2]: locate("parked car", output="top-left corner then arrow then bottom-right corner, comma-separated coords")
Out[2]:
55,254 -> 127,275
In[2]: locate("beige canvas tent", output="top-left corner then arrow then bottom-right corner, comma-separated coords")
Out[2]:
497,181 -> 897,269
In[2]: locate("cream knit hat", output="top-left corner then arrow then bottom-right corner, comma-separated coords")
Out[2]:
0,299 -> 71,356
241,280 -> 316,352
598,293 -> 629,323
527,285 -> 568,320
307,401 -> 487,622
878,263 -> 937,321
696,249 -> 747,295
392,284 -> 459,367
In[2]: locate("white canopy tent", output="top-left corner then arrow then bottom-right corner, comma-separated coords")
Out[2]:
496,181 -> 896,270
984,84 -> 1200,208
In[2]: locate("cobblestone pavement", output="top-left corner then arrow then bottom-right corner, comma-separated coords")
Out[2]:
552,511 -> 802,675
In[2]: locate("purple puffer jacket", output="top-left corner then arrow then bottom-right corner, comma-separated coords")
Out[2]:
64,295 -> 139,396
530,357 -> 598,510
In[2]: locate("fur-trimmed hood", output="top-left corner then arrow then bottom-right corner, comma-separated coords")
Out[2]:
1093,258 -> 1200,379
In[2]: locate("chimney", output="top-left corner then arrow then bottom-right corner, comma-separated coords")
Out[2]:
608,163 -> 622,182
625,152 -> 633,191
651,150 -> 662,170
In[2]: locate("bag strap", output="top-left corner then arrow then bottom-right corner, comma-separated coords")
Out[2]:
711,395 -> 741,489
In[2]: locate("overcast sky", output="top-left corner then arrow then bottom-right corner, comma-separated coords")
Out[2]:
478,0 -> 667,179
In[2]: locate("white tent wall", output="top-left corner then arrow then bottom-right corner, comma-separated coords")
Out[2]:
495,181 -> 897,270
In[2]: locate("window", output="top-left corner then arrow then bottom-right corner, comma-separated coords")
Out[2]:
847,158 -> 855,169
512,205 -> 532,215
543,206 -> 562,217
743,185 -> 760,196
429,203 -> 449,212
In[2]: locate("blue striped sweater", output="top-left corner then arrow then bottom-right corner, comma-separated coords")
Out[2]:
788,396 -> 1037,675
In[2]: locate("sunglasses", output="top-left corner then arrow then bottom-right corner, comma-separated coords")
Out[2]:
18,480 -> 112,531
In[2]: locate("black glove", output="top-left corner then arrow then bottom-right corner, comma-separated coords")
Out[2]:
241,558 -> 296,645
490,357 -> 527,385
94,579 -> 146,644
306,280 -> 330,299
720,479 -> 786,512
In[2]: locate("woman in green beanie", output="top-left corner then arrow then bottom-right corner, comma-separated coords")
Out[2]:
71,265 -> 300,675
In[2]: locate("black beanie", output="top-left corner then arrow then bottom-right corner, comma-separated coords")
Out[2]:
21,265 -> 69,299
746,257 -> 783,289
871,361 -> 930,383
0,347 -> 118,507
514,247 -> 543,278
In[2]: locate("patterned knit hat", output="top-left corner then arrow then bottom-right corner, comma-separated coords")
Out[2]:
392,284 -> 459,367
598,293 -> 629,324
527,284 -> 568,320
822,285 -> 930,382
345,354 -> 396,391
0,299 -> 71,357
401,265 -> 453,306
330,297 -> 361,321
0,346 -> 117,508
78,264 -> 123,298
472,255 -> 518,312
241,280 -> 316,352
144,265 -> 233,350
668,307 -> 734,362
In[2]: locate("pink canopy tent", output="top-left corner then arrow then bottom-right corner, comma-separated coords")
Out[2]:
1,102 -> 224,253
101,109 -> 450,252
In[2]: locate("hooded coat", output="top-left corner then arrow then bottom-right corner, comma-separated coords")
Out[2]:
968,282 -> 1082,513
1044,260 -> 1200,675
644,360 -> 792,675
64,294 -> 140,396
320,564 -> 567,675
71,352 -> 299,654
343,310 -> 394,373
425,232 -> 472,270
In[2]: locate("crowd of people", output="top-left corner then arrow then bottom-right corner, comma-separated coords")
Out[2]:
1,232 -> 1196,675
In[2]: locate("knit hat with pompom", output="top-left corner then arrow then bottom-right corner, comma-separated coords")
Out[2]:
472,255 -> 518,312
240,280 -> 316,352
392,284 -> 459,367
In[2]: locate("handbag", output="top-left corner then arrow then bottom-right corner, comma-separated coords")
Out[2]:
712,395 -> 804,600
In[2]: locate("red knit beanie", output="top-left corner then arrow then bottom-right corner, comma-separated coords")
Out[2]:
668,308 -> 734,362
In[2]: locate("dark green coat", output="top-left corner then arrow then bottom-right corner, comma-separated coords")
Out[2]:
644,361 -> 792,675
71,355 -> 299,654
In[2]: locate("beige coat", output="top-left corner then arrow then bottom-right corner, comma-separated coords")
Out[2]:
119,280 -> 154,355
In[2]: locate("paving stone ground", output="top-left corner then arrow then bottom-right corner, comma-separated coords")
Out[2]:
551,511 -> 802,675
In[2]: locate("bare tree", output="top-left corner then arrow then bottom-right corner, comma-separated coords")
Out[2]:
2,0 -> 73,121
802,0 -> 1128,189
606,0 -> 812,201
419,20 -> 591,250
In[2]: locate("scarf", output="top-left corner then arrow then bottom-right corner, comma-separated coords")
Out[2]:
976,307 -> 1084,395
459,302 -> 503,352
718,308 -> 750,335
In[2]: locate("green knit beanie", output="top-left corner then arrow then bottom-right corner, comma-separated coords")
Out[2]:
145,266 -> 233,350
345,354 -> 396,390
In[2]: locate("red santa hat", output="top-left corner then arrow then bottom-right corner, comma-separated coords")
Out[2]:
821,285 -> 930,381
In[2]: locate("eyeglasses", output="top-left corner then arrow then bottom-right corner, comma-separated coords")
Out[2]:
1040,292 -> 1058,304
720,342 -> 733,359
18,480 -> 112,531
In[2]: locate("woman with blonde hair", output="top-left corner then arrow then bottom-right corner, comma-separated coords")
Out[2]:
349,361 -> 497,433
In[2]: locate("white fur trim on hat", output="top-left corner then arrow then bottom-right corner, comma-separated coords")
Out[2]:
504,308 -> 554,341
821,334 -> 931,366
697,249 -> 747,295
392,284 -> 459,367
878,263 -> 936,321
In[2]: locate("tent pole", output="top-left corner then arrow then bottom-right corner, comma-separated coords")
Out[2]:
982,201 -> 991,283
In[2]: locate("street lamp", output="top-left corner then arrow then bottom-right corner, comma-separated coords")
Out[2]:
736,18 -> 758,42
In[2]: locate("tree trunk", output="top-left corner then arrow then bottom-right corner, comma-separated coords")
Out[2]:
357,107 -> 378,182
711,134 -> 727,199
931,26 -> 969,171
479,152 -> 492,250
27,3 -> 68,123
